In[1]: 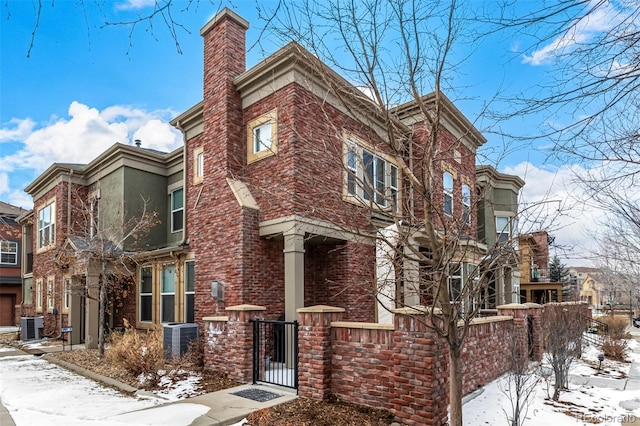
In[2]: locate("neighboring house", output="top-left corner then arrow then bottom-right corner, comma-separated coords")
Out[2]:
22,9 -> 524,341
518,231 -> 563,303
0,201 -> 26,326
578,272 -> 602,308
21,145 -> 184,346
476,165 -> 525,307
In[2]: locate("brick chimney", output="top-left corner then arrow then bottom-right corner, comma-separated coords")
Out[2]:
200,8 -> 249,176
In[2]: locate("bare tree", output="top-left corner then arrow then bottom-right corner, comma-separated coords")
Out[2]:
543,303 -> 584,401
55,192 -> 159,357
500,323 -> 539,426
243,2 -> 528,425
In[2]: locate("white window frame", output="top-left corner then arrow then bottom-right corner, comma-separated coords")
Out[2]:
253,122 -> 273,154
194,147 -> 204,184
36,280 -> 43,312
139,266 -> 153,323
443,172 -> 453,216
37,200 -> 56,250
461,183 -> 471,224
496,216 -> 511,244
345,140 -> 400,212
161,264 -> 176,323
47,277 -> 54,311
171,188 -> 184,233
0,240 -> 17,265
247,109 -> 278,164
184,260 -> 195,323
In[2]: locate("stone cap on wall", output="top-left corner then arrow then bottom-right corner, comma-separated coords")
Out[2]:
225,304 -> 267,311
202,316 -> 229,322
297,305 -> 346,313
497,303 -> 537,310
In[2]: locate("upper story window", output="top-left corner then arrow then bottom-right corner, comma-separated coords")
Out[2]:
194,147 -> 204,185
171,188 -> 184,233
461,184 -> 471,224
247,109 -> 278,164
37,200 -> 56,250
443,172 -> 453,216
0,241 -> 17,264
345,140 -> 400,212
496,216 -> 511,244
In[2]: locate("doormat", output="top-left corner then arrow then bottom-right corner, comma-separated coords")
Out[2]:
231,388 -> 282,402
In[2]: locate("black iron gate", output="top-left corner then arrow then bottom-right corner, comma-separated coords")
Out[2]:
252,319 -> 299,390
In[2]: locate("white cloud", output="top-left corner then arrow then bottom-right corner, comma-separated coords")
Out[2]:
0,101 -> 181,173
115,0 -> 157,11
0,118 -> 36,142
503,162 -> 603,266
522,1 -> 624,65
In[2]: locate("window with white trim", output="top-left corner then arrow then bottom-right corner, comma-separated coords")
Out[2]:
36,280 -> 43,312
345,141 -> 400,211
184,260 -> 195,323
443,172 -> 453,215
194,147 -> 204,184
253,122 -> 272,153
37,201 -> 56,249
0,241 -> 17,264
47,277 -> 54,310
161,264 -> 176,323
496,216 -> 511,244
462,184 -> 471,224
247,110 -> 278,164
139,266 -> 153,322
171,188 -> 184,233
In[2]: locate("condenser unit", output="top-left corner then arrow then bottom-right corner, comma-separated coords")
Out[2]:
163,323 -> 198,360
20,316 -> 44,341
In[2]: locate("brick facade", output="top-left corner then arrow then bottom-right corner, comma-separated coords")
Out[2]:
202,303 -> 585,426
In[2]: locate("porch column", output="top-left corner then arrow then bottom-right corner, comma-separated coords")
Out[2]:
283,228 -> 305,322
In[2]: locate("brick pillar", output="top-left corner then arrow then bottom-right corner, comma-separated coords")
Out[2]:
224,304 -> 266,383
297,305 -> 345,400
391,307 -> 449,426
498,303 -> 544,362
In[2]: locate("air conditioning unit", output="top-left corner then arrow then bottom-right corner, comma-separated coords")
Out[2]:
163,323 -> 198,360
20,316 -> 44,341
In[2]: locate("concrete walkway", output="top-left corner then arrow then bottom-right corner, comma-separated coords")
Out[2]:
0,339 -> 297,426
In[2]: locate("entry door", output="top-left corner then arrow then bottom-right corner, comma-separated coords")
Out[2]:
0,295 -> 15,325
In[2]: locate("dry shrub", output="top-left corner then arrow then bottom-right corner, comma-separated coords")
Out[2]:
106,326 -> 163,382
602,337 -> 628,362
597,316 -> 630,340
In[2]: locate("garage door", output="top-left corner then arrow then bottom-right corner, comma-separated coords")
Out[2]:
0,295 -> 15,326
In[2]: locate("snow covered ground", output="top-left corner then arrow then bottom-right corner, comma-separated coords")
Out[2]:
463,339 -> 640,425
0,354 -> 209,425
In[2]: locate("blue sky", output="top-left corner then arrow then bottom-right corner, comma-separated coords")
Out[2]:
0,0 -> 620,265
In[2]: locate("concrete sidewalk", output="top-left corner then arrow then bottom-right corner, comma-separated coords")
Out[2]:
0,340 -> 297,426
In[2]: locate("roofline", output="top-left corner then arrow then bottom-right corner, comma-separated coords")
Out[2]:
476,165 -> 525,190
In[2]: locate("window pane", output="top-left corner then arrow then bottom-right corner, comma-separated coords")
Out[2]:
172,189 -> 183,210
197,153 -> 204,177
254,122 -> 272,153
185,294 -> 195,323
141,267 -> 153,293
462,184 -> 471,206
161,295 -> 175,322
444,194 -> 453,215
375,157 -> 386,205
390,165 -> 398,189
162,265 -> 175,293
443,172 -> 453,191
140,295 -> 153,322
185,261 -> 195,292
172,210 -> 184,232
496,217 -> 510,233
363,150 -> 373,201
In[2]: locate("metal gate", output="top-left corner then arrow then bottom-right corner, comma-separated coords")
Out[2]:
252,319 -> 298,390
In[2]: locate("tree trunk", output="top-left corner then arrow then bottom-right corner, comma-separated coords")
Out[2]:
449,343 -> 463,426
98,262 -> 107,358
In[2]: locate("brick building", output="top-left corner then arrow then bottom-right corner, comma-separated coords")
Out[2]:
0,201 -> 26,326
21,9 -> 524,347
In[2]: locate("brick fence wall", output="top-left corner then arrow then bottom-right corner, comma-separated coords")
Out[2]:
203,302 -> 586,425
